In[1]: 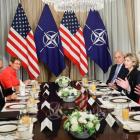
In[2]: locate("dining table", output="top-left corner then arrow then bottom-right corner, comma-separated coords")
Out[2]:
2,81 -> 140,140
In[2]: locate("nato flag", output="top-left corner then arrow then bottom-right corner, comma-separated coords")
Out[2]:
34,4 -> 66,76
83,10 -> 112,73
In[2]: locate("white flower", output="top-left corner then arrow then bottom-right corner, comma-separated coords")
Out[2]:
79,112 -> 84,117
78,117 -> 87,124
57,91 -> 62,97
71,112 -> 78,117
63,88 -> 69,92
89,114 -> 95,120
71,124 -> 78,132
95,123 -> 100,131
70,117 -> 78,125
65,122 -> 70,131
86,122 -> 93,128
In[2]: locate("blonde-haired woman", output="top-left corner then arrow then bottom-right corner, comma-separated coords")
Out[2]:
116,53 -> 139,102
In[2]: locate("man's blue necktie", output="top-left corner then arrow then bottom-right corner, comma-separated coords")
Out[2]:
111,65 -> 120,83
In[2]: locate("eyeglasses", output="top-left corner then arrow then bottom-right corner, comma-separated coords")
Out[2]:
13,63 -> 21,66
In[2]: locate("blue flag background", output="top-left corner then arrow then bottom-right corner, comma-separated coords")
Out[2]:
83,10 -> 112,73
34,4 -> 66,77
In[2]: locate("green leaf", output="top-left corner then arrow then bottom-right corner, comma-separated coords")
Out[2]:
89,127 -> 95,134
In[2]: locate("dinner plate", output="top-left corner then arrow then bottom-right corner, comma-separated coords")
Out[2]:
17,93 -> 30,97
129,114 -> 140,122
98,88 -> 110,91
123,124 -> 140,131
15,133 -> 34,139
0,124 -> 17,133
101,103 -> 116,109
6,104 -> 26,110
109,98 -> 131,103
97,83 -> 107,86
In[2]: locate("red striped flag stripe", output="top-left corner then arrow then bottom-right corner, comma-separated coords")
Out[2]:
59,25 -> 88,76
6,27 -> 40,79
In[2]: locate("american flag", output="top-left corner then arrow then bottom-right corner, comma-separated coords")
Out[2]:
59,12 -> 88,76
6,3 -> 40,79
75,92 -> 88,110
75,82 -> 88,110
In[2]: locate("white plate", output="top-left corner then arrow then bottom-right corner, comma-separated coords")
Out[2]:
15,133 -> 34,139
9,104 -> 26,109
97,83 -> 107,86
0,124 -> 17,132
123,124 -> 140,131
99,88 -> 110,91
101,104 -> 116,109
17,93 -> 30,97
133,115 -> 140,121
112,99 -> 128,103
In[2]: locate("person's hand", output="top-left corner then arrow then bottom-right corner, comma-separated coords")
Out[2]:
23,80 -> 31,85
14,86 -> 19,92
6,94 -> 17,100
134,84 -> 140,95
10,93 -> 17,100
108,83 -> 117,89
116,77 -> 130,90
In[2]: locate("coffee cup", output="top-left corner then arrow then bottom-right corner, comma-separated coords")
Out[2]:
17,127 -> 29,138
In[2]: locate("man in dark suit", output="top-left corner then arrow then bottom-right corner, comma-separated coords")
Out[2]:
106,51 -> 128,91
0,59 -> 17,110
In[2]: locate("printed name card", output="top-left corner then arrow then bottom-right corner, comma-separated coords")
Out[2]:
81,87 -> 85,93
76,81 -> 80,86
43,83 -> 49,88
43,89 -> 50,96
88,97 -> 95,106
41,117 -> 52,131
105,113 -> 116,127
41,101 -> 50,109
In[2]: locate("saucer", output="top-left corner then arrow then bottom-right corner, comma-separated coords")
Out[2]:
15,133 -> 34,139
28,109 -> 38,114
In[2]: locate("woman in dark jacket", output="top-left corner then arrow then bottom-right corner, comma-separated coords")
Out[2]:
116,53 -> 139,102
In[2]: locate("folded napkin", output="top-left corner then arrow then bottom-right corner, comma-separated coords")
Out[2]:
19,80 -> 25,96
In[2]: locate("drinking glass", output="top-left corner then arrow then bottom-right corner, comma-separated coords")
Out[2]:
122,103 -> 129,121
32,84 -> 36,93
21,109 -> 30,126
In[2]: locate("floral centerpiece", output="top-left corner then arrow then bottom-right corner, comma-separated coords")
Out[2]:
64,111 -> 100,139
57,87 -> 80,102
55,76 -> 71,87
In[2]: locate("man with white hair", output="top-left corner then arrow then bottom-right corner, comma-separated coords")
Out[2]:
106,51 -> 128,91
0,59 -> 17,110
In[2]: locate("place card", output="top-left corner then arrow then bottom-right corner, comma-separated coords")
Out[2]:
43,83 -> 49,88
41,117 -> 52,131
105,113 -> 116,127
76,81 -> 80,86
43,89 -> 50,96
88,97 -> 95,106
41,101 -> 50,109
81,87 -> 85,93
